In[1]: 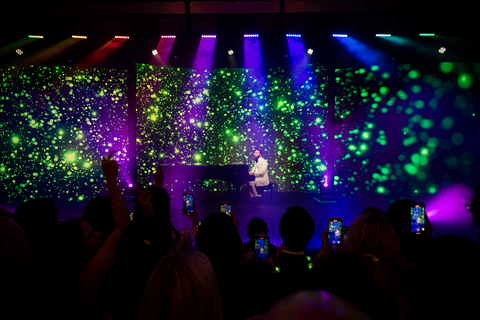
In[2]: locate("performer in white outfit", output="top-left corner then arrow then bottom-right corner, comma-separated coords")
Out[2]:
246,149 -> 269,198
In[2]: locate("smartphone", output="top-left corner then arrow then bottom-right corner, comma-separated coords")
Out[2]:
410,203 -> 426,235
129,212 -> 134,221
254,234 -> 269,260
183,193 -> 194,215
327,218 -> 343,246
220,202 -> 232,217
341,225 -> 349,242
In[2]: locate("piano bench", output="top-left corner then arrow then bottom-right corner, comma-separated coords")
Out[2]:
256,183 -> 275,200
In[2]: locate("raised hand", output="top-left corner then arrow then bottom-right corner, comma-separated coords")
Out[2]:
153,164 -> 164,187
102,151 -> 119,182
137,186 -> 153,216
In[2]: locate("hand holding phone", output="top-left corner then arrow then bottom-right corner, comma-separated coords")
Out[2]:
254,234 -> 269,260
220,202 -> 232,217
410,203 -> 426,235
183,193 -> 194,216
327,218 -> 343,246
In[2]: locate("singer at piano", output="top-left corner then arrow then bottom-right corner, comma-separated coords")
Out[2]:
242,149 -> 269,198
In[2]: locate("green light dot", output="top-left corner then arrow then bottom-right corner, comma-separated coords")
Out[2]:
451,132 -> 464,146
441,117 -> 454,130
440,62 -> 453,73
404,163 -> 418,175
420,119 -> 433,129
427,137 -> 439,148
411,85 -> 422,93
12,137 -> 19,143
408,70 -> 420,79
377,186 -> 385,193
411,154 -> 420,164
379,86 -> 389,95
458,73 -> 472,89
415,100 -> 425,109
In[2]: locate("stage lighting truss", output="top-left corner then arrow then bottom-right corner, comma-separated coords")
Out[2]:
376,34 -> 391,37
28,35 -> 44,39
439,47 -> 447,54
307,48 -> 314,55
332,34 -> 348,38
228,50 -> 234,55
72,35 -> 88,39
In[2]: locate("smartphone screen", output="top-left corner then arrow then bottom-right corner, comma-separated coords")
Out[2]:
220,202 -> 232,217
411,204 -> 425,234
328,218 -> 343,246
254,235 -> 269,260
129,212 -> 134,221
183,193 -> 194,215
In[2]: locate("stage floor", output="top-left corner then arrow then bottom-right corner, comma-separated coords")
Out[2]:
2,189 -> 478,250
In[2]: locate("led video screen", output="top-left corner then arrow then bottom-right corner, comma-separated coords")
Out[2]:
136,63 -> 329,192
0,66 -> 129,203
334,62 -> 479,197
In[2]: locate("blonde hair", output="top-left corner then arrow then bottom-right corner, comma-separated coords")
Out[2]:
344,212 -> 401,305
137,251 -> 222,320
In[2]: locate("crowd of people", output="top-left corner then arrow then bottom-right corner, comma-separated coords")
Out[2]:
1,154 -> 480,320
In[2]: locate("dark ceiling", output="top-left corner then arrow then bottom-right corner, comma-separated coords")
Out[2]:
1,1 -> 478,69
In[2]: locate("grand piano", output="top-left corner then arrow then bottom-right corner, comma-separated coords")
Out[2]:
160,164 -> 255,196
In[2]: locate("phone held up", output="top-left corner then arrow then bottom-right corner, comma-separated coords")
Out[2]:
327,218 -> 343,246
410,203 -> 426,235
254,234 -> 269,260
220,202 -> 232,217
183,193 -> 194,216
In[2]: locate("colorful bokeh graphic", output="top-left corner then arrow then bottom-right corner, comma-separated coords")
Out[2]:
334,62 -> 479,198
136,64 -> 329,192
0,66 -> 129,202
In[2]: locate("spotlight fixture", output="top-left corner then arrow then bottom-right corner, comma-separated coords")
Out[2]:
307,48 -> 314,55
228,50 -> 234,55
201,35 -> 216,38
332,34 -> 348,38
16,49 -> 23,55
286,34 -> 301,38
152,49 -> 158,55
376,34 -> 391,37
72,35 -> 87,39
419,33 -> 435,37
439,47 -> 447,54
114,36 -> 130,39
28,35 -> 44,39
161,35 -> 176,39
244,34 -> 259,37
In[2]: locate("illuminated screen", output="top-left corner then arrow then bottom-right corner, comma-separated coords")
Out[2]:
0,66 -> 129,202
136,64 -> 329,192
334,62 -> 479,197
